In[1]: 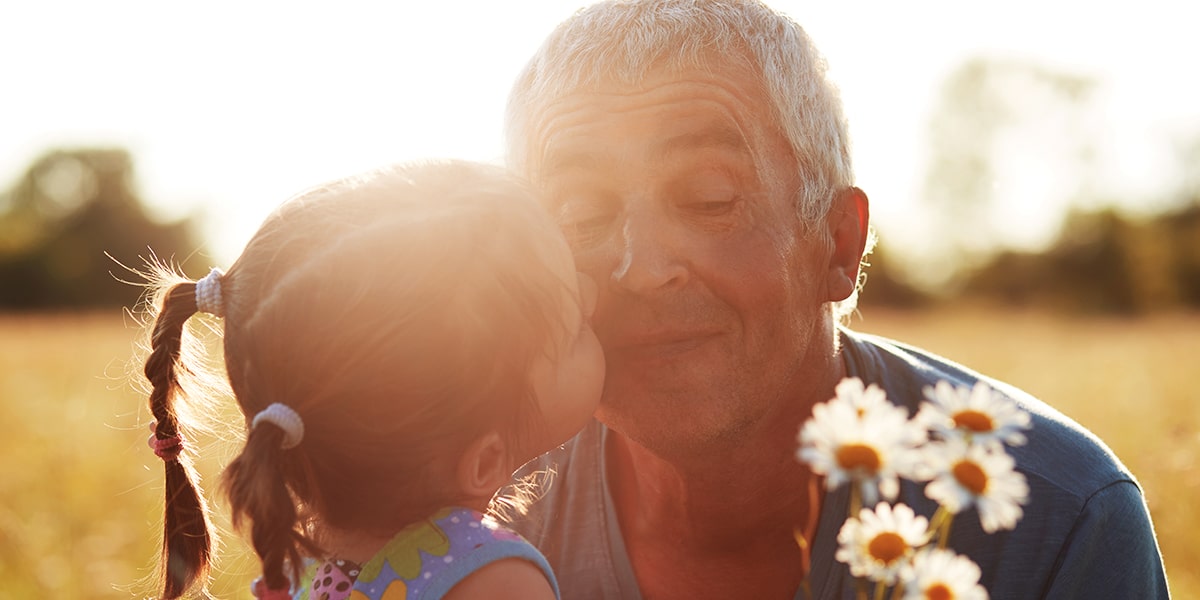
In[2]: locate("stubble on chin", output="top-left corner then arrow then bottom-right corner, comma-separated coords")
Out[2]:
594,385 -> 763,463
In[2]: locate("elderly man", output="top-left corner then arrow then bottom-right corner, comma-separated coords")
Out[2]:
504,1 -> 1168,599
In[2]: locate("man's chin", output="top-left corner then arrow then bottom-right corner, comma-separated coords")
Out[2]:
596,401 -> 746,461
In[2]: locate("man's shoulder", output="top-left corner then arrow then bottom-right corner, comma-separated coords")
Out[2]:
501,420 -> 634,599
842,328 -> 1138,499
503,419 -> 608,543
841,330 -> 1164,595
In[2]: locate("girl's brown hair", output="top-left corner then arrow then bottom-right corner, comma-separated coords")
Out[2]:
141,161 -> 571,597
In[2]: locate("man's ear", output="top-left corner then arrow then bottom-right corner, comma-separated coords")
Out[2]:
456,431 -> 512,500
825,187 -> 870,303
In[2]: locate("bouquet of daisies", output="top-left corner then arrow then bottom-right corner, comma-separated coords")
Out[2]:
797,378 -> 1032,600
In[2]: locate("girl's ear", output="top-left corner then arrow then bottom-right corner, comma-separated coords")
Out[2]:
456,431 -> 511,500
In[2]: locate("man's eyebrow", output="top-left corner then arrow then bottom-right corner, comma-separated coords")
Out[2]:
540,123 -> 748,179
540,150 -> 602,180
659,124 -> 748,158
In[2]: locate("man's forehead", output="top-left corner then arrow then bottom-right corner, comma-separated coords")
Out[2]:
531,75 -> 771,175
542,117 -> 750,175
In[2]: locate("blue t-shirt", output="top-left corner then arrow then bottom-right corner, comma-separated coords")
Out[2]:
508,328 -> 1169,599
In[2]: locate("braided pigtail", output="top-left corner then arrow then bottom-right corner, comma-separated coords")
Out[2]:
223,422 -> 320,594
143,283 -> 213,599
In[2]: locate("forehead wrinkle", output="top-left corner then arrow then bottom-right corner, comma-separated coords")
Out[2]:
541,122 -> 750,181
537,104 -> 758,185
531,71 -> 769,168
658,121 -> 750,161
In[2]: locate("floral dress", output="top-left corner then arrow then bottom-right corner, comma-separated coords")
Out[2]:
296,507 -> 559,600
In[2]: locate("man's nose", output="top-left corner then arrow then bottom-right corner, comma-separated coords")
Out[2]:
609,207 -> 688,295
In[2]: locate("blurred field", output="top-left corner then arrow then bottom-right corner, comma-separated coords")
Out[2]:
0,309 -> 1195,598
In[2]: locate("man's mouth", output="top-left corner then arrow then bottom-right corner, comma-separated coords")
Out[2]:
605,330 -> 718,361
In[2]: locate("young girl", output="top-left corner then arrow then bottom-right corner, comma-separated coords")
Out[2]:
140,160 -> 603,599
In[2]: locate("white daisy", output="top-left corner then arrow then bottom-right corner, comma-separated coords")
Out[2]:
918,381 -> 1031,448
798,378 -> 927,505
923,438 -> 1029,533
836,502 -> 929,584
833,376 -> 892,418
902,547 -> 988,600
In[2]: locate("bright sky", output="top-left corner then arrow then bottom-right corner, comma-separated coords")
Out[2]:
3,0 -> 1198,266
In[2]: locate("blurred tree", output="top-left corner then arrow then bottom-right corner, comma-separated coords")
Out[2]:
1160,202 -> 1200,308
961,208 -> 1138,313
917,57 -> 1096,287
857,241 -> 934,310
0,148 -> 206,309
960,203 -> 1200,314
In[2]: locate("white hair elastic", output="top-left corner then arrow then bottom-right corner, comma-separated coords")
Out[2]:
251,403 -> 305,449
195,267 -> 225,316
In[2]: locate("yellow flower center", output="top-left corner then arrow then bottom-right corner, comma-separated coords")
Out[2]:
925,583 -> 954,600
836,443 -> 882,472
952,460 -> 989,495
952,410 -> 995,432
867,532 -> 907,565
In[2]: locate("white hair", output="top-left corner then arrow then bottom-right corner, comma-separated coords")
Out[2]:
505,0 -> 854,229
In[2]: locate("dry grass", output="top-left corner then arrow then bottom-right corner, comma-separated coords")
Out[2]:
0,311 -> 256,598
0,309 -> 1194,597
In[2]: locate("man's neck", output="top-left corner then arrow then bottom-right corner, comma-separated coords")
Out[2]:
602,339 -> 845,598
606,407 -> 822,549
605,407 -> 828,600
608,340 -> 843,537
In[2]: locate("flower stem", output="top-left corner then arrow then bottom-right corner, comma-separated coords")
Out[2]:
873,581 -> 887,600
793,475 -> 821,599
850,481 -> 863,518
926,506 -> 948,545
793,527 -> 810,599
937,512 -> 956,550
